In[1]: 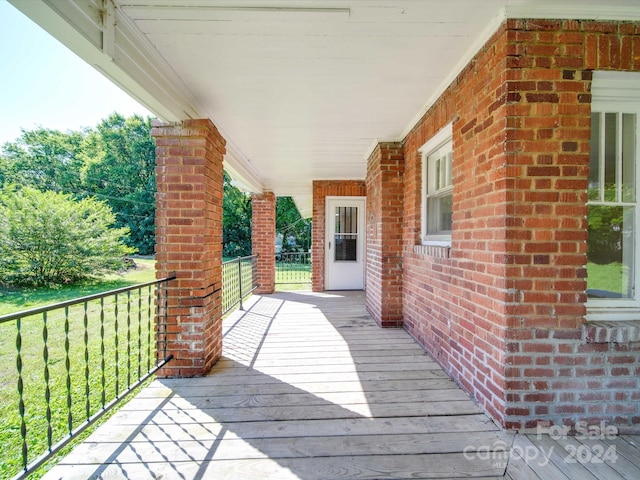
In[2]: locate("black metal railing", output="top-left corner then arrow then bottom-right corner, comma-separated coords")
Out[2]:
222,255 -> 258,314
1,276 -> 175,480
276,251 -> 312,286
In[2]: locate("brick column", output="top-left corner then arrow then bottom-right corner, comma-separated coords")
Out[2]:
365,142 -> 405,327
252,192 -> 276,294
153,119 -> 225,377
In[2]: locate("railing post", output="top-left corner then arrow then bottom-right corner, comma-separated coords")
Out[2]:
161,278 -> 169,363
238,256 -> 244,311
221,255 -> 259,316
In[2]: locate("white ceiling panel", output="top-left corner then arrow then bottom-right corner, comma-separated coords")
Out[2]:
10,0 -> 640,216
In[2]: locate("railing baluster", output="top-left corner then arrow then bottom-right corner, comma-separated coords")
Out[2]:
147,284 -> 151,373
238,256 -> 244,311
64,306 -> 73,435
137,287 -> 142,381
100,298 -> 106,410
83,302 -> 90,421
16,316 -> 28,473
114,293 -> 119,397
253,255 -> 258,291
42,311 -> 53,451
126,290 -> 131,389
2,275 -> 175,480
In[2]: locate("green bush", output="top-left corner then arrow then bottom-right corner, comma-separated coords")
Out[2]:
0,187 -> 135,286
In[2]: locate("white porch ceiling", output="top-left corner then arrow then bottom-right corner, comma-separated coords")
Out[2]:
9,0 -> 640,217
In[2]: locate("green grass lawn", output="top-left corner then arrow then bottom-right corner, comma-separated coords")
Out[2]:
0,258 -> 157,479
587,261 -> 628,296
276,262 -> 311,292
275,261 -> 311,291
0,258 -> 156,316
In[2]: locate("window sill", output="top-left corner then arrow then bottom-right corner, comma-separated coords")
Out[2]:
421,238 -> 451,247
584,320 -> 640,344
414,244 -> 451,258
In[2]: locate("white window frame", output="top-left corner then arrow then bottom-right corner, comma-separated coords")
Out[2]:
420,122 -> 453,246
587,71 -> 640,321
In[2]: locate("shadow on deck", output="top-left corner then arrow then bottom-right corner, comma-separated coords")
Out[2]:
43,291 -> 640,480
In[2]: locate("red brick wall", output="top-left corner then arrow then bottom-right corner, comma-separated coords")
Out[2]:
153,119 -> 225,377
402,19 -> 640,429
252,192 -> 276,294
403,21 -> 511,425
312,181 -> 367,292
500,19 -> 640,430
366,143 -> 404,327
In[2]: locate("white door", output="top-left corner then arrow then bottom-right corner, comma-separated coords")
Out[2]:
325,197 -> 366,290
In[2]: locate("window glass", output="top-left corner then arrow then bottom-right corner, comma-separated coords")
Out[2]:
622,113 -> 636,203
425,142 -> 453,237
334,206 -> 357,261
604,112 -> 618,202
426,194 -> 452,234
588,113 -> 601,201
587,205 -> 634,299
587,111 -> 637,301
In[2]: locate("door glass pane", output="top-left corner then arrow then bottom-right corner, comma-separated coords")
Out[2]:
587,205 -> 635,299
334,206 -> 357,262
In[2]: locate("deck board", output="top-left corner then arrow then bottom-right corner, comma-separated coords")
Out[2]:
43,291 -> 640,480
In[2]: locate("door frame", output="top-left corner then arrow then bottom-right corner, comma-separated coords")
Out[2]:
325,196 -> 366,290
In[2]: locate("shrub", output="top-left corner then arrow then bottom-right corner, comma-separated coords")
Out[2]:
0,187 -> 135,286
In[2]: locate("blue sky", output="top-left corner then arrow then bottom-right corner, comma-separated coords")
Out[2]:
0,0 -> 152,146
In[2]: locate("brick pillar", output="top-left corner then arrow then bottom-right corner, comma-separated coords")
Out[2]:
153,119 -> 225,377
365,142 -> 405,327
252,192 -> 276,294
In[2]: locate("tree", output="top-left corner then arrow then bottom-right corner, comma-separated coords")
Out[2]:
222,172 -> 252,257
81,114 -> 156,254
221,188 -> 311,258
276,196 -> 311,252
0,127 -> 85,193
0,187 -> 135,286
0,115 -> 157,255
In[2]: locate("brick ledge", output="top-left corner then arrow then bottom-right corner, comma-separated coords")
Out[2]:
584,320 -> 640,343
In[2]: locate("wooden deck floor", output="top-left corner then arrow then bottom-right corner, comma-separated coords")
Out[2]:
43,291 -> 640,480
